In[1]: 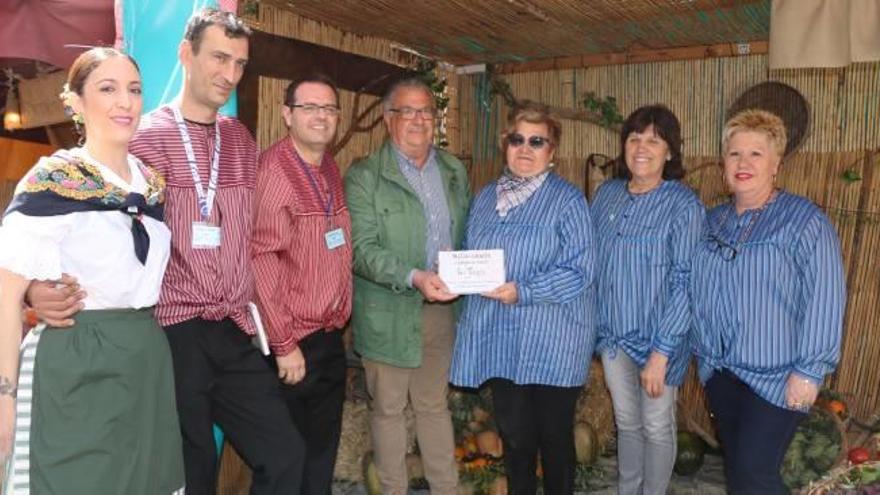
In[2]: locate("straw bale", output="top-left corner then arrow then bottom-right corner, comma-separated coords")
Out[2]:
333,399 -> 371,482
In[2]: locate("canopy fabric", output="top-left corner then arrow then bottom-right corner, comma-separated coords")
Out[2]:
0,0 -> 116,68
770,0 -> 880,69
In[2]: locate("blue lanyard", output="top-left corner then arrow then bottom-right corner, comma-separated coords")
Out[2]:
292,148 -> 333,217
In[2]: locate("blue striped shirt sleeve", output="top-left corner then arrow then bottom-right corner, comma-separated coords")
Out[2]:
518,195 -> 594,306
651,200 -> 704,357
793,213 -> 846,382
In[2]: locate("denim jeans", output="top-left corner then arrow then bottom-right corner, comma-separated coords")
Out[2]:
602,351 -> 677,495
705,369 -> 806,494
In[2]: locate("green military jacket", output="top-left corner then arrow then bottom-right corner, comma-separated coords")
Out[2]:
344,140 -> 470,368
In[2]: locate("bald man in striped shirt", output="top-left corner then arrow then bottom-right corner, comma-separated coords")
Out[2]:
251,75 -> 352,494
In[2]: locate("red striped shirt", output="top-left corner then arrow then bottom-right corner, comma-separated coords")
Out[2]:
252,138 -> 352,355
130,106 -> 257,333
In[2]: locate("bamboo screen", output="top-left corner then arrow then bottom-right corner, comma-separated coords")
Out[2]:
454,55 -> 880,431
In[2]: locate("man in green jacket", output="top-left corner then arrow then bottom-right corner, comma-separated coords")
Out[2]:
344,78 -> 470,495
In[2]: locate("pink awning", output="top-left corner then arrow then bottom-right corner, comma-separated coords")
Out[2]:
0,0 -> 115,69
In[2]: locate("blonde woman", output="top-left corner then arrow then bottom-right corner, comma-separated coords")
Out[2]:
691,109 -> 845,494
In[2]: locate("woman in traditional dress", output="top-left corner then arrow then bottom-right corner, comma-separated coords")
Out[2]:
0,47 -> 184,494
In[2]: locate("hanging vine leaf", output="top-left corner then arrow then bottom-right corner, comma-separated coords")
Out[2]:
242,0 -> 258,16
485,67 -> 621,133
841,169 -> 862,183
582,92 -> 624,129
412,58 -> 450,148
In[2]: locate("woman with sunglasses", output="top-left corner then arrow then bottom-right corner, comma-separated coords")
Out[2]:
450,102 -> 595,494
691,109 -> 845,494
591,104 -> 703,495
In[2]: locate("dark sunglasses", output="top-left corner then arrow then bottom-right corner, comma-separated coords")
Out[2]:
508,133 -> 551,150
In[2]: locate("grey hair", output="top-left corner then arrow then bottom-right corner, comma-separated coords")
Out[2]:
382,77 -> 433,112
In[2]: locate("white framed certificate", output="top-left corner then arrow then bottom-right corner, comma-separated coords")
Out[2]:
438,249 -> 505,295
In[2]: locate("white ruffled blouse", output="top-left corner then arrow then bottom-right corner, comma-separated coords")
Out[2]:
0,148 -> 171,310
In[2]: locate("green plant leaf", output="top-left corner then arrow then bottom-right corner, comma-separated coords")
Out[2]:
841,169 -> 862,183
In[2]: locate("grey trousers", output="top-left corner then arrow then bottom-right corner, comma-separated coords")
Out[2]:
602,351 -> 677,495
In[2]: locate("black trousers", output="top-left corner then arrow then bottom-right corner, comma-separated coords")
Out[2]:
163,317 -> 305,495
273,329 -> 347,495
489,378 -> 581,495
705,370 -> 806,495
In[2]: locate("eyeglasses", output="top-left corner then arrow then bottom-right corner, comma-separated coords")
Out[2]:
387,107 -> 436,120
508,133 -> 551,150
706,233 -> 737,261
288,104 -> 341,117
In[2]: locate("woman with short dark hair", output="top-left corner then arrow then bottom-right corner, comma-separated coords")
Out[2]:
592,105 -> 703,495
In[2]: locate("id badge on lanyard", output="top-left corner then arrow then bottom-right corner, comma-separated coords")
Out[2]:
297,154 -> 345,250
193,222 -> 222,249
171,105 -> 223,249
325,227 -> 345,250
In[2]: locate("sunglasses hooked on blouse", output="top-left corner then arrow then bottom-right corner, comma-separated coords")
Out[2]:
508,133 -> 551,150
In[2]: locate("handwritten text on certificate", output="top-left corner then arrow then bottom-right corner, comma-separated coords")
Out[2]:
438,249 -> 505,294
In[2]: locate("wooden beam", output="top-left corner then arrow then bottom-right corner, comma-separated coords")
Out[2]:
246,29 -> 410,96
494,41 -> 769,74
236,28 -> 411,135
237,70 -> 260,136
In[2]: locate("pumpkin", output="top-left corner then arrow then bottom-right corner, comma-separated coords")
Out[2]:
476,429 -> 503,457
463,435 -> 479,455
573,421 -> 599,465
361,451 -> 382,495
454,446 -> 466,461
674,431 -> 706,476
826,399 -> 847,417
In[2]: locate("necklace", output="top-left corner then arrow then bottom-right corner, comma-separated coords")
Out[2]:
719,189 -> 780,246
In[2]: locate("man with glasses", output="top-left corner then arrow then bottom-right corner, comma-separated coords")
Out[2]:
344,78 -> 470,494
252,74 -> 352,494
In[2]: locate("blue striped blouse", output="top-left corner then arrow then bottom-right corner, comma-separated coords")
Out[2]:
591,179 -> 704,386
690,191 -> 846,409
449,173 -> 596,388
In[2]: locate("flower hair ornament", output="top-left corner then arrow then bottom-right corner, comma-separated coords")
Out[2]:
59,83 -> 83,125
59,83 -> 85,145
